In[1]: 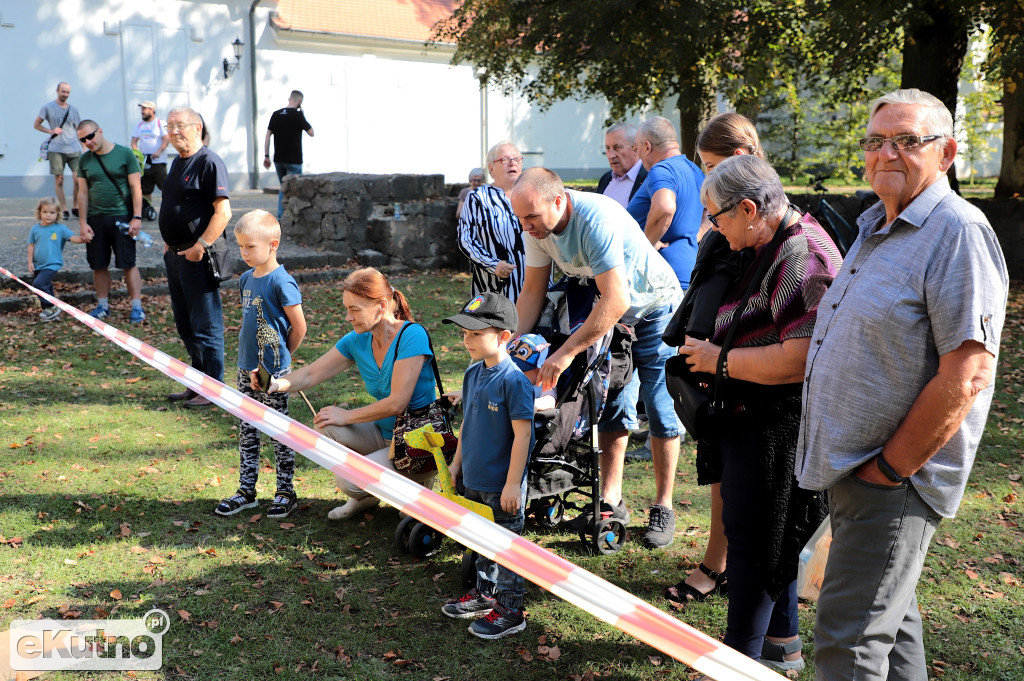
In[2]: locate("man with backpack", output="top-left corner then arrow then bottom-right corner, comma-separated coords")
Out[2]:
131,100 -> 170,221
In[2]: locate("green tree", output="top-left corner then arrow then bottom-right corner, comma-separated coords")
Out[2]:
958,36 -> 1003,184
432,0 -> 774,157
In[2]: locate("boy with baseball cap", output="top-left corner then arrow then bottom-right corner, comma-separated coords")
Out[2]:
440,293 -> 535,639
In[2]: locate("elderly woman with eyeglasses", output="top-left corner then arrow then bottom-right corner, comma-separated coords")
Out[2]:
457,141 -> 526,304
675,154 -> 842,675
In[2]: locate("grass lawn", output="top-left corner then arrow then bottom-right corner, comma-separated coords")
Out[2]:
1,269 -> 1022,681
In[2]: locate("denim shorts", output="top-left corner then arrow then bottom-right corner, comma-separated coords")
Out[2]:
598,302 -> 682,439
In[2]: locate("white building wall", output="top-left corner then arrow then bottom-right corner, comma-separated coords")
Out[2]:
0,0 -> 258,196
0,0 -> 674,198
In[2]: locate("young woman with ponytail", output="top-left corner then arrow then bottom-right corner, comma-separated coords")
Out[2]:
265,267 -> 440,520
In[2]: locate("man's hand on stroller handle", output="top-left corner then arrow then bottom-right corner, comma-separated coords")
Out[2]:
538,349 -> 573,391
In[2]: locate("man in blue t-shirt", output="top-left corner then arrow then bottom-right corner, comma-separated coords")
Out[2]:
510,167 -> 684,550
441,292 -> 534,640
627,116 -> 705,291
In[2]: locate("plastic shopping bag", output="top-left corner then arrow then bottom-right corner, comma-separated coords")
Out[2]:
797,515 -> 832,601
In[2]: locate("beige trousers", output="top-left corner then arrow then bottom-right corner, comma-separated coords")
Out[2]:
316,421 -> 434,498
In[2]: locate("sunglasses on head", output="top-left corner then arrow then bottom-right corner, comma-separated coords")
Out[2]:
79,131 -> 98,143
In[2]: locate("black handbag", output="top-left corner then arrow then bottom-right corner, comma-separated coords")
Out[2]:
388,323 -> 457,475
666,208 -> 795,440
203,238 -> 234,284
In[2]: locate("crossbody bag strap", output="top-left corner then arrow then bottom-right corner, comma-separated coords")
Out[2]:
92,152 -> 129,208
711,206 -> 795,405
390,322 -> 451,430
48,107 -> 71,141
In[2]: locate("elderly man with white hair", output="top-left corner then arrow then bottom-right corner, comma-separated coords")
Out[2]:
797,89 -> 1008,681
158,106 -> 233,409
597,122 -> 647,208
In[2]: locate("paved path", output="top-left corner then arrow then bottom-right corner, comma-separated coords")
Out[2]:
0,190 -> 352,311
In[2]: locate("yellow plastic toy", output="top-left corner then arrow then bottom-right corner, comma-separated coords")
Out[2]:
403,423 -> 493,521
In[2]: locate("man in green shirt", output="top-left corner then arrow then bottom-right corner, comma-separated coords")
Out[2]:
75,119 -> 146,323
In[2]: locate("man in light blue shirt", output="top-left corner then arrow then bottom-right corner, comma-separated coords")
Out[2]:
510,167 -> 684,549
796,89 -> 1008,681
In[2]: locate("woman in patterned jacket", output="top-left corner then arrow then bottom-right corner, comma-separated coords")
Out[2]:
458,141 -> 526,304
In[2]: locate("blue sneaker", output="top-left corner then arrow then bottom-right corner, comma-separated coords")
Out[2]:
129,307 -> 146,324
89,305 -> 110,320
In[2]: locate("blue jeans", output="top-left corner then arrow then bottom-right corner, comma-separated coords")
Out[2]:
164,250 -> 225,382
598,303 -> 681,438
275,162 -> 302,218
32,267 -> 59,309
720,423 -> 799,660
465,480 -> 527,610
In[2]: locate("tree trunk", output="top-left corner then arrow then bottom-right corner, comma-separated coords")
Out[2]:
676,83 -> 714,160
995,71 -> 1024,199
900,2 -> 969,192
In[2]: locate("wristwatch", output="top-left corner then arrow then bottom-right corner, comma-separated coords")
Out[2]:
133,215 -> 143,220
876,454 -> 908,483
197,236 -> 212,249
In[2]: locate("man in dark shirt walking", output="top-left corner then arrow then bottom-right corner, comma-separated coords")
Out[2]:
263,90 -> 314,218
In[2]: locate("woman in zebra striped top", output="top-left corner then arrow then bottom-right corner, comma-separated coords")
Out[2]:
457,141 -> 526,304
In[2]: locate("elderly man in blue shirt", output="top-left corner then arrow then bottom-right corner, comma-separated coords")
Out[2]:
796,89 -> 1008,681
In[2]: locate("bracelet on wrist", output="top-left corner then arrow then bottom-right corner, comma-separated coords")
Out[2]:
197,236 -> 212,249
876,454 -> 908,483
721,351 -> 730,379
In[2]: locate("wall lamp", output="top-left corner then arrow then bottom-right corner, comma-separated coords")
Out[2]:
223,37 -> 244,79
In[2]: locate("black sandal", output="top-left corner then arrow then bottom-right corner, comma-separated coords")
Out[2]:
662,563 -> 728,603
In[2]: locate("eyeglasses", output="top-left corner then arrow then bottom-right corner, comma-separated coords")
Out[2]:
858,134 -> 944,152
166,122 -> 197,132
707,203 -> 736,229
78,131 -> 98,143
492,156 -> 523,167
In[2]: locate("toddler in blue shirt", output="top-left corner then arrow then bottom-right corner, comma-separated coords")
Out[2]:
440,292 -> 535,640
27,197 -> 84,322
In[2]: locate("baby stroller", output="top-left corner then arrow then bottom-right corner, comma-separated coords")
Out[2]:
524,277 -> 632,555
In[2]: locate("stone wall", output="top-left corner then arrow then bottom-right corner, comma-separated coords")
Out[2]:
281,172 -> 459,270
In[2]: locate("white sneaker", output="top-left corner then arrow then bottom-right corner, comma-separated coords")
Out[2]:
327,495 -> 380,520
39,307 -> 60,322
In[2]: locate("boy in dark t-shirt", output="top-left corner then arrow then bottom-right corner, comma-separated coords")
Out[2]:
440,293 -> 534,640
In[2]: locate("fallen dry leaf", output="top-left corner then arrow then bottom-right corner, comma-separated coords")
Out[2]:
110,589 -> 122,600
177,609 -> 191,621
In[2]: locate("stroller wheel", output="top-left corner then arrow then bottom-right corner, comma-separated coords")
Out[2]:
535,497 -> 565,529
395,515 -> 416,553
460,549 -> 477,587
591,518 -> 627,555
409,522 -> 443,558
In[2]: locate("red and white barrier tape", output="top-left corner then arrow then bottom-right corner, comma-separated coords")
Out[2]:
1,266 -> 785,681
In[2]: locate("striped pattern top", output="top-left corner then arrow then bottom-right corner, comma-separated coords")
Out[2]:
712,213 -> 842,348
457,185 -> 525,304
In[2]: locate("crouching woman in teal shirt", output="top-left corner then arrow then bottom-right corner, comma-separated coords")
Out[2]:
266,267 -> 438,521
